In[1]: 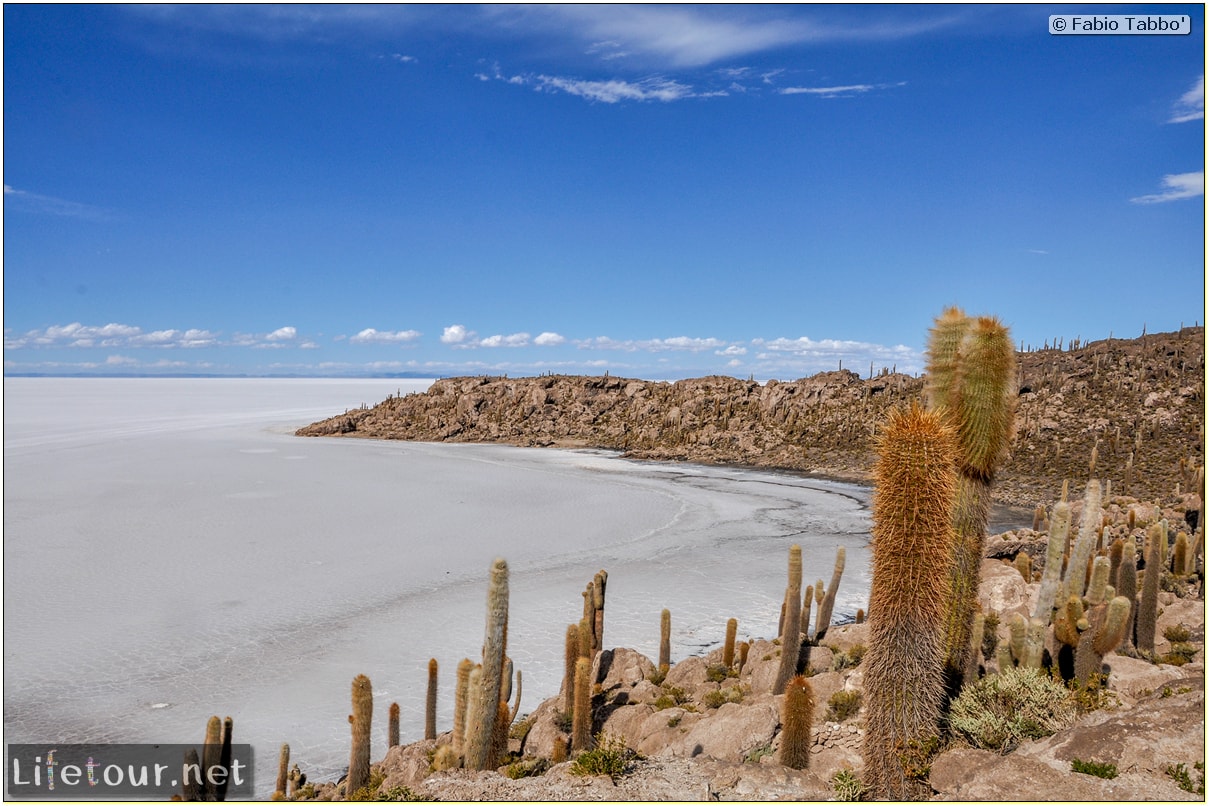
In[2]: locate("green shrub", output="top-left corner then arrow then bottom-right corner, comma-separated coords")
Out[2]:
826,689 -> 862,722
706,663 -> 736,682
701,686 -> 744,710
832,769 -> 867,801
1163,624 -> 1192,643
1165,761 -> 1205,794
504,757 -> 549,780
647,667 -> 667,686
831,644 -> 866,671
509,717 -> 534,742
570,735 -> 640,781
652,685 -> 692,711
1071,758 -> 1118,779
948,666 -> 1077,753
372,786 -> 433,802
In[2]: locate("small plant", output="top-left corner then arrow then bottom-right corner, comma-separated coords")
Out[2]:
647,666 -> 667,686
706,663 -> 737,682
832,643 -> 867,671
1159,642 -> 1199,666
948,666 -> 1077,752
826,689 -> 863,722
652,685 -> 692,711
1165,761 -> 1205,795
296,783 -> 316,800
504,757 -> 549,780
373,786 -> 433,802
1163,624 -> 1192,643
1067,672 -> 1115,714
744,743 -> 774,763
896,735 -> 941,783
553,710 -> 573,733
509,717 -> 534,742
1071,758 -> 1118,779
570,734 -> 640,781
666,713 -> 682,728
832,769 -> 868,801
347,769 -> 386,801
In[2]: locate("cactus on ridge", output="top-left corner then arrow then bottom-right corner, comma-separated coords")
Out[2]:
772,544 -> 804,695
348,674 -> 373,796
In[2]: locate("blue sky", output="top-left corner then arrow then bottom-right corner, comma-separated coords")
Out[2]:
4,4 -> 1204,378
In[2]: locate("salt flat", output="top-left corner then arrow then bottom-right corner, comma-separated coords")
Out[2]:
3,377 -> 872,793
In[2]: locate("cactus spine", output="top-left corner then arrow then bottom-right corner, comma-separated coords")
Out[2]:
659,609 -> 671,670
572,656 -> 593,753
779,675 -> 816,770
723,618 -> 738,668
425,658 -> 438,741
814,546 -> 846,642
773,544 -> 804,695
348,674 -> 373,796
465,557 -> 509,771
862,403 -> 957,801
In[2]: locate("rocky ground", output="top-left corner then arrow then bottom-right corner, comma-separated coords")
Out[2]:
297,328 -> 1205,509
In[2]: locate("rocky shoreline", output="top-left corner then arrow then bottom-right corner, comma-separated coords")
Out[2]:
297,328 -> 1204,509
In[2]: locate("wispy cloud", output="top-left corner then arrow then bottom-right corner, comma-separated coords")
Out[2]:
575,336 -> 729,352
751,335 -> 923,374
349,328 -> 422,344
491,6 -> 960,69
478,332 -> 531,348
779,81 -> 906,98
533,74 -> 695,103
1130,171 -> 1204,204
4,185 -> 114,220
1170,75 -> 1204,123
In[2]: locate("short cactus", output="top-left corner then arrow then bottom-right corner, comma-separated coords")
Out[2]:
389,702 -> 400,749
659,609 -> 671,670
773,544 -> 804,695
348,674 -> 373,796
779,676 -> 816,770
814,546 -> 846,642
723,618 -> 738,668
274,743 -> 290,800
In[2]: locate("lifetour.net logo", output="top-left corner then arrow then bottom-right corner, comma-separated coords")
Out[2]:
7,744 -> 255,800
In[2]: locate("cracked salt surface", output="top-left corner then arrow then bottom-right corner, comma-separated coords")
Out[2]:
4,378 -> 873,794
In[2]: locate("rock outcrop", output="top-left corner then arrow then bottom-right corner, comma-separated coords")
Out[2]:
298,328 -> 1205,507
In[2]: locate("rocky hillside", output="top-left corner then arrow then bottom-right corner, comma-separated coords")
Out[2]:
298,328 -> 1205,508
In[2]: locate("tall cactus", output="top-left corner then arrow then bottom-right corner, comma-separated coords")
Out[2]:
465,557 -> 509,771
572,656 -> 593,753
563,623 -> 579,713
453,658 -> 473,759
779,675 -> 816,770
425,658 -> 438,741
1075,596 -> 1132,685
772,544 -> 804,695
926,311 -> 1017,684
1136,534 -> 1161,653
814,546 -> 846,642
659,609 -> 671,670
1067,481 -> 1103,600
1115,540 -> 1138,650
274,744 -> 290,801
348,674 -> 373,796
862,403 -> 957,801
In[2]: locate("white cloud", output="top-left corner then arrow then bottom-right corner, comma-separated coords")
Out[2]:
349,328 -> 422,344
106,354 -> 139,366
716,345 -> 748,356
576,336 -> 727,352
441,324 -> 473,344
1170,75 -> 1204,123
1130,171 -> 1204,204
5,322 -> 221,350
479,332 -> 531,348
534,332 -> 566,346
391,53 -> 416,63
266,326 -> 297,341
